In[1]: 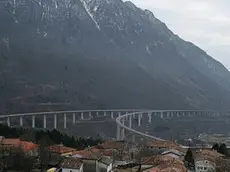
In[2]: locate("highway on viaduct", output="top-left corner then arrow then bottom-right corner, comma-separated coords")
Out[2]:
0,109 -> 228,142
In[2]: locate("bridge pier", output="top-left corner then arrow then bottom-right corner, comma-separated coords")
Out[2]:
32,115 -> 35,128
129,115 -> 132,128
81,112 -> 84,120
125,113 -> 129,120
116,125 -> 121,140
43,114 -> 47,129
167,111 -> 170,118
73,113 -> 76,124
177,112 -> 179,117
118,112 -> 121,117
7,117 -> 10,127
121,118 -> 125,140
64,113 -> 67,129
132,135 -> 135,143
138,114 -> 141,127
148,112 -> 152,123
160,112 -> 163,119
20,116 -> 23,127
89,112 -> 92,118
111,112 -> 114,119
54,114 -> 57,129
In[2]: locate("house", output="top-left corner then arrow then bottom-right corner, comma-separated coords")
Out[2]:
48,144 -> 76,157
162,148 -> 186,160
72,148 -> 102,160
113,163 -> 141,172
96,156 -> 113,172
192,149 -> 224,172
1,138 -> 21,149
194,158 -> 215,172
1,138 -> 37,155
97,141 -> 132,162
144,140 -> 180,152
20,140 -> 37,156
58,157 -> 83,172
72,148 -> 102,172
141,155 -> 187,172
97,141 -> 126,150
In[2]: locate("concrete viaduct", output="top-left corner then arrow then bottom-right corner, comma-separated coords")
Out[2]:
0,109 -> 227,141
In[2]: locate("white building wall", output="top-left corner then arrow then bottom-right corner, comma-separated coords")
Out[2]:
195,160 -> 215,172
61,164 -> 83,172
107,163 -> 112,172
96,162 -> 112,172
61,168 -> 80,172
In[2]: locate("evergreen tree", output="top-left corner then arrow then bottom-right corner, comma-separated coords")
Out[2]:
185,148 -> 194,166
218,143 -> 229,157
212,143 -> 219,151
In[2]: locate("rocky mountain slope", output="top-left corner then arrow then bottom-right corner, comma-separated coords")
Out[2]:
0,0 -> 230,113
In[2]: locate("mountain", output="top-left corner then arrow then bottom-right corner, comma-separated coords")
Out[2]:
0,0 -> 230,114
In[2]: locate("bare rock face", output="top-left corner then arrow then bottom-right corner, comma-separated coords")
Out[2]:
0,0 -> 230,113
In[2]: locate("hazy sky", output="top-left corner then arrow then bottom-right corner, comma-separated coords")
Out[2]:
130,0 -> 230,69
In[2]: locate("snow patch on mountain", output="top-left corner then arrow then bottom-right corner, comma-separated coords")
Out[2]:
146,45 -> 151,55
80,0 -> 101,30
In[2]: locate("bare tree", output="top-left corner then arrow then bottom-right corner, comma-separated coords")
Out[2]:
0,143 -> 8,172
38,135 -> 53,172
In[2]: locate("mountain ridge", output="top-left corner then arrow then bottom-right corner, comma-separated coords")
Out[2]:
0,0 -> 230,114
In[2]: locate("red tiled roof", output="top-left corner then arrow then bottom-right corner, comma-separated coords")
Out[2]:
2,138 -> 37,152
2,138 -> 21,146
148,167 -> 158,172
73,148 -> 102,160
102,149 -> 113,156
145,140 -> 179,149
20,141 -> 37,152
193,149 -> 224,163
97,141 -> 125,150
141,155 -> 186,172
60,158 -> 83,169
48,144 -> 76,154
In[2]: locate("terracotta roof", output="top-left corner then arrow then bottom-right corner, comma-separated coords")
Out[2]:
102,149 -> 113,157
60,158 -> 83,169
142,155 -> 183,165
97,141 -> 125,150
72,148 -> 102,160
193,149 -> 224,163
141,155 -> 186,172
48,144 -> 76,154
20,141 -> 37,152
2,138 -> 21,146
145,140 -> 179,149
1,138 -> 37,153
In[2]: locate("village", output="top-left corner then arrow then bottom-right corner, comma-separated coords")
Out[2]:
1,133 -> 230,172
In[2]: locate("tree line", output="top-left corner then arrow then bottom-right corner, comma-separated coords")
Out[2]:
0,124 -> 102,149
